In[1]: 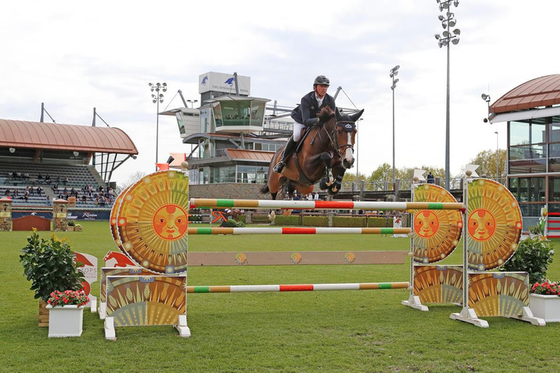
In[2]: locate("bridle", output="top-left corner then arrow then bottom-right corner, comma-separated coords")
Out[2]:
324,120 -> 356,160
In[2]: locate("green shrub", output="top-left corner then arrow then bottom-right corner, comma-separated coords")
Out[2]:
274,215 -> 301,226
67,220 -> 75,226
302,216 -> 328,227
19,231 -> 85,301
500,236 -> 555,284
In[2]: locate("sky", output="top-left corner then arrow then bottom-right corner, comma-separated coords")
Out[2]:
1,0 -> 558,185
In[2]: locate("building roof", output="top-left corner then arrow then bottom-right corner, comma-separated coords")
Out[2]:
225,149 -> 274,162
490,74 -> 560,115
0,119 -> 138,154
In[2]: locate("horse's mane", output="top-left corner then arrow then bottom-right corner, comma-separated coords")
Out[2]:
317,106 -> 335,123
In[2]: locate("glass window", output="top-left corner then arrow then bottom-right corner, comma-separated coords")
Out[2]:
509,159 -> 546,174
547,203 -> 560,213
199,108 -> 212,133
509,121 -> 530,146
531,122 -> 546,144
509,177 -> 544,202
549,177 -> 560,202
250,101 -> 266,127
509,121 -> 546,146
221,101 -> 250,127
509,144 -> 547,160
213,103 -> 223,128
549,122 -> 560,143
549,157 -> 560,172
529,177 -> 545,202
519,203 -> 546,218
236,165 -> 268,184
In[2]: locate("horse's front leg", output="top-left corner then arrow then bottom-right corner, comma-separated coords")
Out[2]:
319,167 -> 333,190
318,152 -> 334,190
328,165 -> 346,195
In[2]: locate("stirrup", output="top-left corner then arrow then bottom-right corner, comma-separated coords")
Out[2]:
273,161 -> 285,173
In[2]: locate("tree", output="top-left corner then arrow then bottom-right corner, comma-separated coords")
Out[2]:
469,149 -> 507,178
367,163 -> 393,191
342,172 -> 368,183
116,171 -> 147,193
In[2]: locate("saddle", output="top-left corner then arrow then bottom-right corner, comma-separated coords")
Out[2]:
291,126 -> 324,185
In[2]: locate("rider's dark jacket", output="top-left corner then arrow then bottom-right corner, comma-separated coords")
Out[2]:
291,91 -> 336,126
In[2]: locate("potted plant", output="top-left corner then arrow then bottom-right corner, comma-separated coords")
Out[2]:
19,230 -> 85,327
46,289 -> 89,337
500,229 -> 556,322
74,223 -> 82,232
529,280 -> 560,322
67,220 -> 75,231
500,235 -> 554,284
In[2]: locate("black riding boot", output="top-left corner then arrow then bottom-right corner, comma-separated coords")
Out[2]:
273,137 -> 298,173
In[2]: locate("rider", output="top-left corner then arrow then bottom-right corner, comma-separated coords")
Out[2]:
273,75 -> 337,173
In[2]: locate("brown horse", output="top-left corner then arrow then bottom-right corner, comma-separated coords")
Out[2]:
260,106 -> 364,200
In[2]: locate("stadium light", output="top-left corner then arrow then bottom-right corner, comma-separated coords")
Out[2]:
149,82 -> 167,171
435,0 -> 461,190
390,65 -> 400,200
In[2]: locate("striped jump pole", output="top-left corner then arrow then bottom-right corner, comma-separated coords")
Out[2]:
187,282 -> 410,293
187,227 -> 411,235
190,198 -> 464,211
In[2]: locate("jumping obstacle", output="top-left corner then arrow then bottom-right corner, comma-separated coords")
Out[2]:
403,176 -> 544,328
191,198 -> 464,211
187,227 -> 411,235
187,282 -> 409,293
106,169 -> 464,340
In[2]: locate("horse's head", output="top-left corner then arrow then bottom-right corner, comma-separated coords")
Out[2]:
334,109 -> 364,169
103,251 -> 114,261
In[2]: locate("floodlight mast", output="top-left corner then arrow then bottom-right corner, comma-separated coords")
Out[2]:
390,65 -> 400,200
435,0 -> 461,190
149,82 -> 167,171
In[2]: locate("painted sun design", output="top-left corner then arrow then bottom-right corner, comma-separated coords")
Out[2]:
412,184 -> 462,263
345,252 -> 356,264
235,253 -> 247,265
290,253 -> 302,264
115,170 -> 190,274
466,179 -> 522,271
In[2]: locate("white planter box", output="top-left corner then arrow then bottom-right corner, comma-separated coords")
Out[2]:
529,294 -> 560,322
47,305 -> 84,337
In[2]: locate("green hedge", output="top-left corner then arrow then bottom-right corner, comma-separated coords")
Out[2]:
252,214 -> 272,224
254,214 -> 397,227
302,216 -> 329,227
367,217 -> 392,227
274,215 -> 301,226
333,216 -> 366,227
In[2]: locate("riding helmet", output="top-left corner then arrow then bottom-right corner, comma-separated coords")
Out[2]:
313,75 -> 330,86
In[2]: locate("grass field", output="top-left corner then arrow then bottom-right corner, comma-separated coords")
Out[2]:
1,221 -> 559,373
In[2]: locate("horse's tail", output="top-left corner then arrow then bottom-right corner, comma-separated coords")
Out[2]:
259,183 -> 270,195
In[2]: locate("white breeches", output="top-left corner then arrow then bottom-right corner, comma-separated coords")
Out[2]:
292,121 -> 305,142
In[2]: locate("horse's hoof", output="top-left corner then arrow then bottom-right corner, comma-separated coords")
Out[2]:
320,180 -> 328,190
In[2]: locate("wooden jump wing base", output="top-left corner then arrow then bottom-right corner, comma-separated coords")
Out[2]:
104,315 -> 190,341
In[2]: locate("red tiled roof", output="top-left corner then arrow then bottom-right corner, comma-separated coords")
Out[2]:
490,74 -> 560,115
225,149 -> 274,161
0,119 -> 138,154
